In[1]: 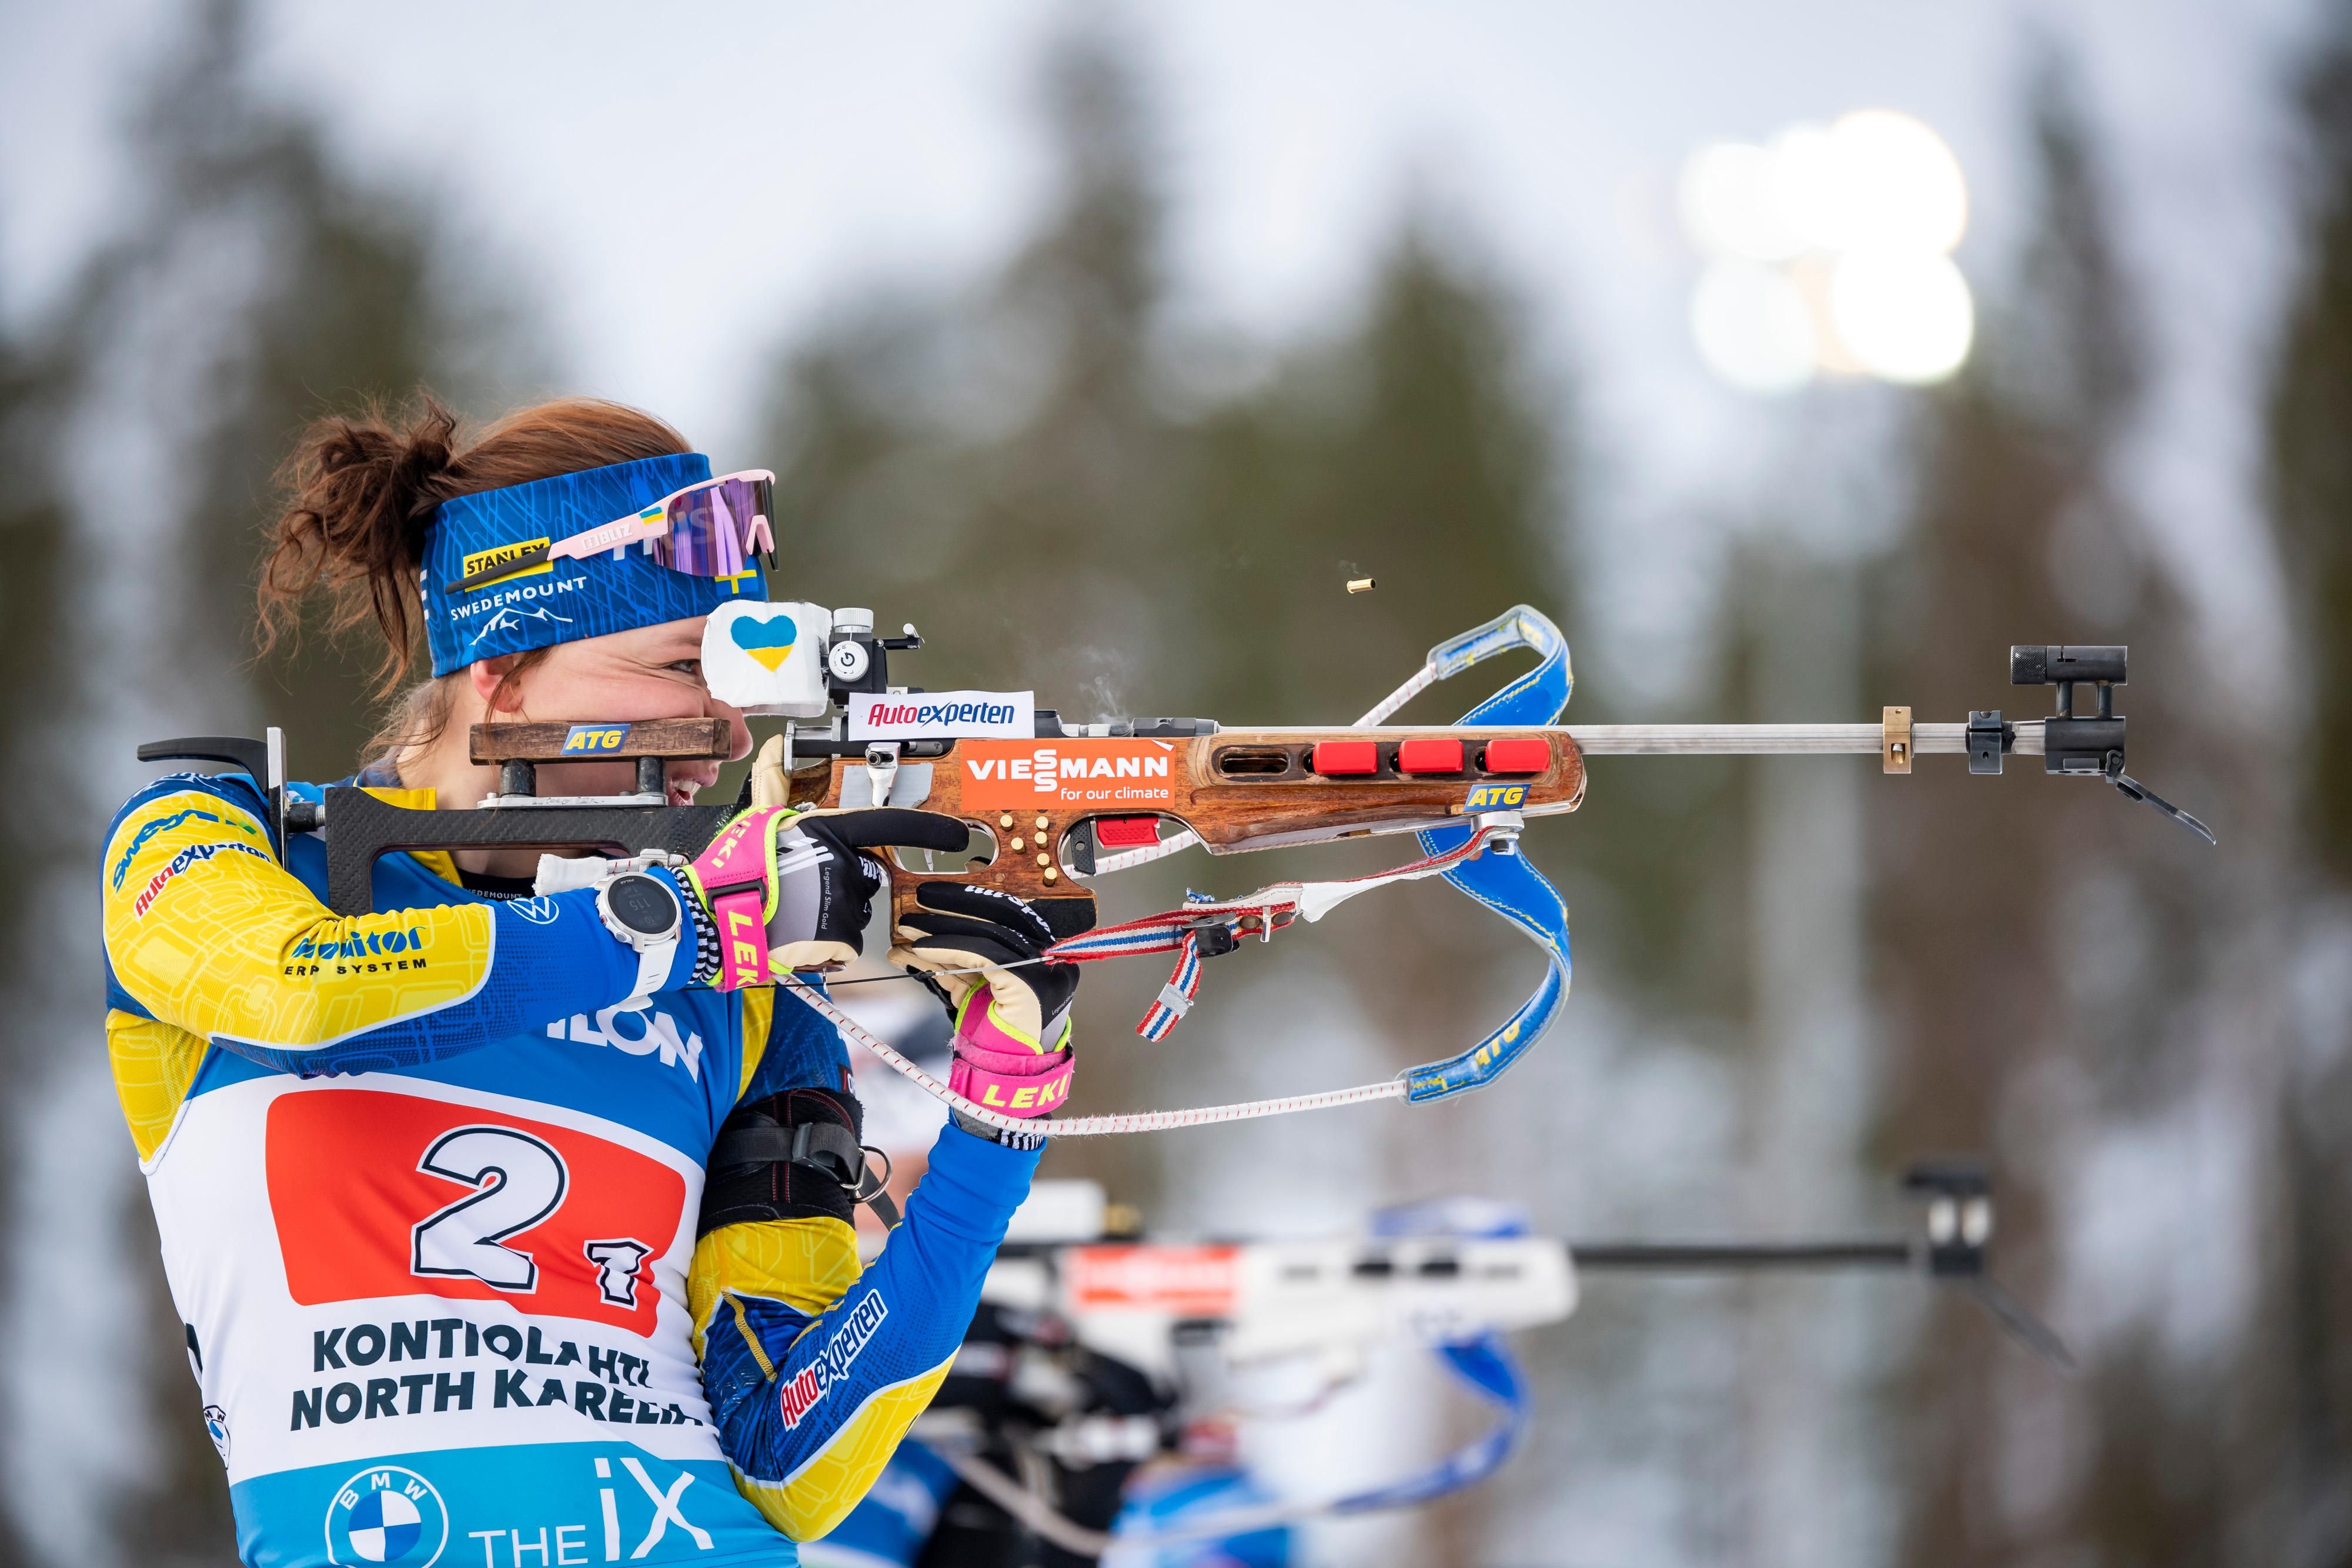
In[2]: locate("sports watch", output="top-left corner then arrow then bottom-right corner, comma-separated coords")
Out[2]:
596,870 -> 684,1004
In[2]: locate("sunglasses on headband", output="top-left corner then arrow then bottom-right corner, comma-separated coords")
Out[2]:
447,470 -> 776,595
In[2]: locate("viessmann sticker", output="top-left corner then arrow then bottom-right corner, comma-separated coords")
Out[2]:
959,740 -> 1180,810
847,690 -> 1034,741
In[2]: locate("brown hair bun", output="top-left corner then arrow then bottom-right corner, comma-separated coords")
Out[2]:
259,392 -> 689,695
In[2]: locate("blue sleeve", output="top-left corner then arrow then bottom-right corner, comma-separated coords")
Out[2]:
694,1122 -> 1038,1538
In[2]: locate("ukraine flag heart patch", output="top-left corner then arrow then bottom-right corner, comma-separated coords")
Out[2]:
729,613 -> 798,671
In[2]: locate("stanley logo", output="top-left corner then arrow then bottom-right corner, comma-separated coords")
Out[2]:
457,536 -> 552,593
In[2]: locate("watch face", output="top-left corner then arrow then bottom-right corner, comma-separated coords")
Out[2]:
607,874 -> 678,938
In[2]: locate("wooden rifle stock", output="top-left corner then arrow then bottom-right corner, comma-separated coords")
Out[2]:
802,728 -> 1587,940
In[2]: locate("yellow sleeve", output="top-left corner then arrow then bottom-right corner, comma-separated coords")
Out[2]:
102,783 -> 496,1058
102,781 -> 632,1073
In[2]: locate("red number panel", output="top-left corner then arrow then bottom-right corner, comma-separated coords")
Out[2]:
265,1089 -> 686,1335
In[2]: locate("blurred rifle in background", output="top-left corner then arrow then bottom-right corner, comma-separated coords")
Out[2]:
823,1161 -> 2066,1566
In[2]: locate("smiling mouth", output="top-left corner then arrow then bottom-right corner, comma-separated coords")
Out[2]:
666,765 -> 720,807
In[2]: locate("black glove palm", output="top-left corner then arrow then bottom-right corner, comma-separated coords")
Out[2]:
891,882 -> 1078,1050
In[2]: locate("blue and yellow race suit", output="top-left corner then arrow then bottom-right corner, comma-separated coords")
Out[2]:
100,769 -> 1037,1567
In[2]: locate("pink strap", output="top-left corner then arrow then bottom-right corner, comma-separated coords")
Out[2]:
949,989 -> 1073,1118
710,887 -> 769,988
949,1049 -> 1074,1117
690,808 -> 785,989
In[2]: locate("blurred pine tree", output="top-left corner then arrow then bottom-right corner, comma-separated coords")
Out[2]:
0,264 -> 71,1568
1871,39 -> 2253,1568
122,2 -> 536,775
26,2 -> 541,1559
2265,1 -> 2352,1555
2273,5 -> 2352,888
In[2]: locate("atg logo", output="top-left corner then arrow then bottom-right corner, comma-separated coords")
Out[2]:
1464,782 -> 1528,811
562,723 -> 631,754
325,1465 -> 447,1566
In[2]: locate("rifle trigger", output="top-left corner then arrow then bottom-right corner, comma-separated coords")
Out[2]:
1188,920 -> 1241,960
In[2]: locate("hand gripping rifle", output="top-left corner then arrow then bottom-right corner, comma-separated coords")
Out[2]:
139,603 -> 2211,1136
906,1161 -> 2066,1560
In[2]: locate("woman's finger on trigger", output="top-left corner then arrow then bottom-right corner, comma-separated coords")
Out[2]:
892,910 -> 1046,957
814,810 -> 971,855
905,882 -> 1056,946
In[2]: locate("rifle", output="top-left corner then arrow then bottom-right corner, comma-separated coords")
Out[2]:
897,1161 -> 2064,1560
139,603 -> 2211,1132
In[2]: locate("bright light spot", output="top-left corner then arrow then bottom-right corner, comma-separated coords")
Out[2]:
1690,260 -> 1818,393
1678,142 -> 1801,262
1829,111 -> 1967,253
1769,123 -> 1849,252
1680,108 -> 1972,392
1828,249 -> 1975,383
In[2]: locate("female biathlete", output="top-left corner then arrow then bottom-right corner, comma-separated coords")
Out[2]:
98,397 -> 1077,1566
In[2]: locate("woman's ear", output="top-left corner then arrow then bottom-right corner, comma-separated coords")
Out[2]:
470,654 -> 524,714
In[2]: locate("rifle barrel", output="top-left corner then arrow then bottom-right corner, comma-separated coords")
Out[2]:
1562,721 -> 2044,757
1571,1241 -> 1913,1271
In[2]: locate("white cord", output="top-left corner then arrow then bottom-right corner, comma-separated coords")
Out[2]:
1083,827 -> 1202,877
781,977 -> 1406,1137
1353,661 -> 1439,727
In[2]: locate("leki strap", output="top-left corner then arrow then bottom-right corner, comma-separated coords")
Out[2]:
708,884 -> 770,988
689,808 -> 838,990
948,1049 -> 1075,1117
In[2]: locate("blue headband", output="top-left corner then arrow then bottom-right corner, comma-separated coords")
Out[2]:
421,453 -> 768,676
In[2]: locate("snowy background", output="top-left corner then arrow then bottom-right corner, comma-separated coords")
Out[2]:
2,1 -> 2347,1564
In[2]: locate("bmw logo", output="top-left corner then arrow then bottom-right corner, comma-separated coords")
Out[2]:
324,1466 -> 448,1566
201,1404 -> 229,1464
